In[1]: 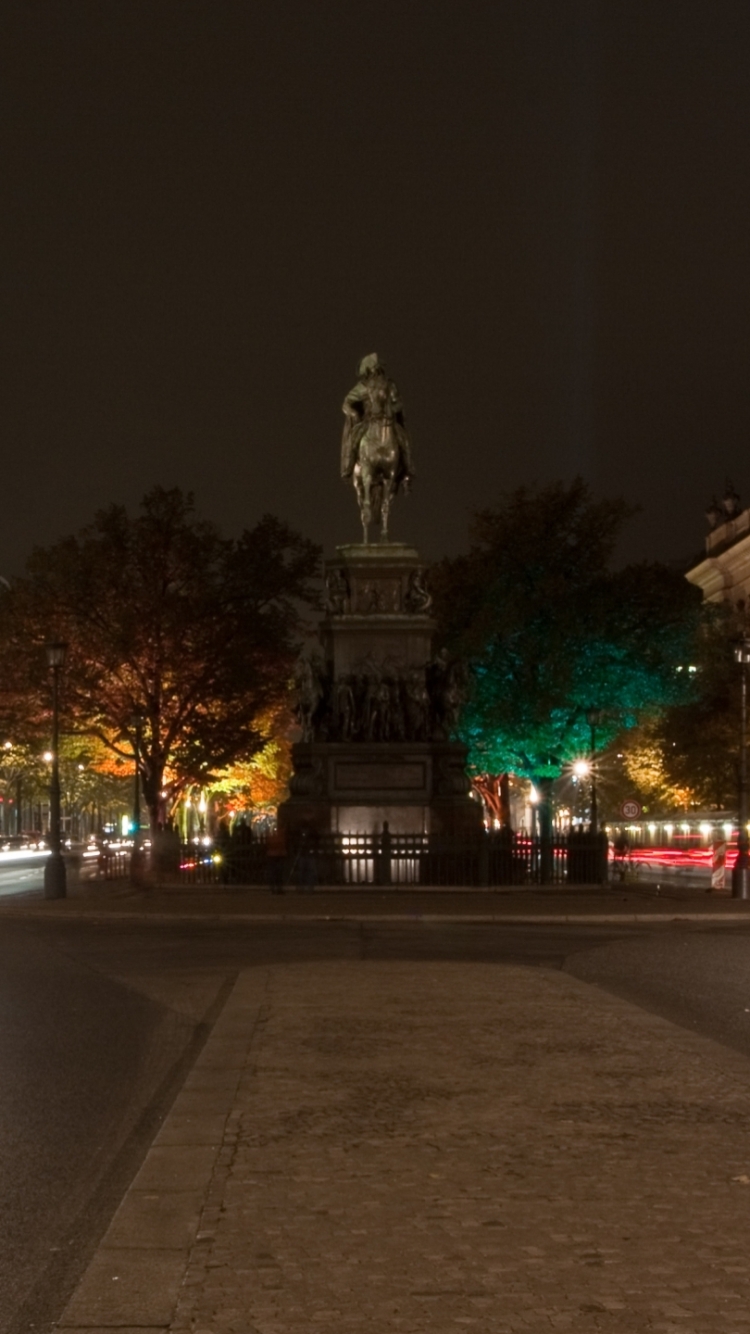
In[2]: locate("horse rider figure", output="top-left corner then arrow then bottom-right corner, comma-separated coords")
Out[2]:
341,354 -> 415,544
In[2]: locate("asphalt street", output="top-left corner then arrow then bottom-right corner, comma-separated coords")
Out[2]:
0,854 -> 46,898
2,912 -> 750,1333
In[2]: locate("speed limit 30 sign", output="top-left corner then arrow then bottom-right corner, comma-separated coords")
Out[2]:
621,800 -> 642,819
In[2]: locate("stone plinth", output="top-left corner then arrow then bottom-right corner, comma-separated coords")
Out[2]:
281,740 -> 481,837
320,543 -> 435,677
279,542 -> 481,841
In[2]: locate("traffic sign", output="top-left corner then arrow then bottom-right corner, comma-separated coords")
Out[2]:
620,799 -> 642,819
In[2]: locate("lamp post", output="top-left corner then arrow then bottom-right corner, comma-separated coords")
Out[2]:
44,641 -> 68,900
130,712 -> 144,883
586,707 -> 602,836
733,638 -> 750,899
131,713 -> 143,836
572,759 -> 590,825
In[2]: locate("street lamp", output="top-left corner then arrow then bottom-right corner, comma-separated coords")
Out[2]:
586,708 -> 602,836
571,759 -> 590,826
131,712 -> 143,836
733,637 -> 750,899
44,641 -> 68,900
130,712 -> 144,883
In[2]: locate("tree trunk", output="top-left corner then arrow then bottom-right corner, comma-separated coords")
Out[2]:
141,750 -> 165,840
537,776 -> 554,884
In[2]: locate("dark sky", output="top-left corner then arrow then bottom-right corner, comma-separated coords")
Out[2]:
2,0 -> 749,575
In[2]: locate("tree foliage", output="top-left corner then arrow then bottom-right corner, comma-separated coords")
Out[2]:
0,488 -> 321,830
431,479 -> 703,781
600,725 -> 694,816
208,701 -> 294,819
633,603 -> 741,810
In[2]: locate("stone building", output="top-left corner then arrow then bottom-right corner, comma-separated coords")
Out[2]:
686,483 -> 750,607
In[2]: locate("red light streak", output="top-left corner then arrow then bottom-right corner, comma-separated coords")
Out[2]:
611,845 -> 744,869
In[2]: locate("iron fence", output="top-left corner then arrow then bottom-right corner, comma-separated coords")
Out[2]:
100,847 -> 131,880
98,830 -> 606,887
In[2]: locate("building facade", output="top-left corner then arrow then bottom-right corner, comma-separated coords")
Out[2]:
686,484 -> 750,606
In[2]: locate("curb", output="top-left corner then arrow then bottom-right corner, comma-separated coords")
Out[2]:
56,970 -> 268,1332
4,909 -> 750,925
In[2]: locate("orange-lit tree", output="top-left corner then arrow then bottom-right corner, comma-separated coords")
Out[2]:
210,743 -> 293,824
0,488 -> 320,836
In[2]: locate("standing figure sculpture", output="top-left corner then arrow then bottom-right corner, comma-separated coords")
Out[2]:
341,354 -> 415,544
294,656 -> 323,742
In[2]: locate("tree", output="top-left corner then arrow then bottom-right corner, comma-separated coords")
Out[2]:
0,737 -> 51,833
208,701 -> 294,823
0,488 -> 321,834
596,726 -> 694,818
431,480 -> 702,811
638,603 -> 742,811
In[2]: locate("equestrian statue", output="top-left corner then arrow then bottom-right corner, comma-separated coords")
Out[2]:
341,353 -> 415,543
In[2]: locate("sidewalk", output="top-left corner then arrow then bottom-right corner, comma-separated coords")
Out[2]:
57,960 -> 750,1333
5,874 -> 750,923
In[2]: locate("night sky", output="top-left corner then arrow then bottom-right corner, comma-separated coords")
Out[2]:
3,0 -> 750,576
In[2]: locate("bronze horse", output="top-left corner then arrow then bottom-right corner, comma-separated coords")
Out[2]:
341,354 -> 415,544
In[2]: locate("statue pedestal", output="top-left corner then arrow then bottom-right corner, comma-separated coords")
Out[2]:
322,542 -> 435,677
279,544 -> 481,840
281,739 -> 480,838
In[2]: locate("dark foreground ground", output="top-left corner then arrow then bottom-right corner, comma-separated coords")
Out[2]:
3,883 -> 750,1332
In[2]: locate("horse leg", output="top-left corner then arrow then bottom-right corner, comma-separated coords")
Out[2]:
380,476 -> 396,542
360,465 -> 373,544
354,462 -> 371,543
371,482 -> 384,540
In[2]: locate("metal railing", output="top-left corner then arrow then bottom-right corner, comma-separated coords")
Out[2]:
97,830 -> 607,887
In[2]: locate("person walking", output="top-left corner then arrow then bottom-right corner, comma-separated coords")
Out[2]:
267,825 -> 287,894
295,830 -> 318,893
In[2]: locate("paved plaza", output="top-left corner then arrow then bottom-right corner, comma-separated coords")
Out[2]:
56,956 -> 750,1333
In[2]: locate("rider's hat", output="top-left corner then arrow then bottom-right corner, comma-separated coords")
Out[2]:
358,352 -> 382,376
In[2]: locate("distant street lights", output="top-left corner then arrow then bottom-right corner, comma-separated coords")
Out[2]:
733,638 -> 750,899
44,641 -> 68,900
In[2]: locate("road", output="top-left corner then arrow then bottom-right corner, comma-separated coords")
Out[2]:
2,911 -> 750,1333
0,852 -> 46,898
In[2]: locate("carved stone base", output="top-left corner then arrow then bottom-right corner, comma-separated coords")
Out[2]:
321,543 -> 435,689
278,740 -> 482,839
283,539 -> 480,847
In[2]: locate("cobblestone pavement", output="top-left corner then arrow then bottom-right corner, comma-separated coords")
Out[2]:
60,961 -> 750,1333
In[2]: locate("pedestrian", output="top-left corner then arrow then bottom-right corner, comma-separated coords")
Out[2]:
377,819 -> 393,885
295,830 -> 318,893
612,831 -> 629,882
214,817 -> 231,886
266,825 -> 287,894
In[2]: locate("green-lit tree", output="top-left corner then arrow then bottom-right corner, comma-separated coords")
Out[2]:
0,488 -> 320,835
431,480 -> 703,839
